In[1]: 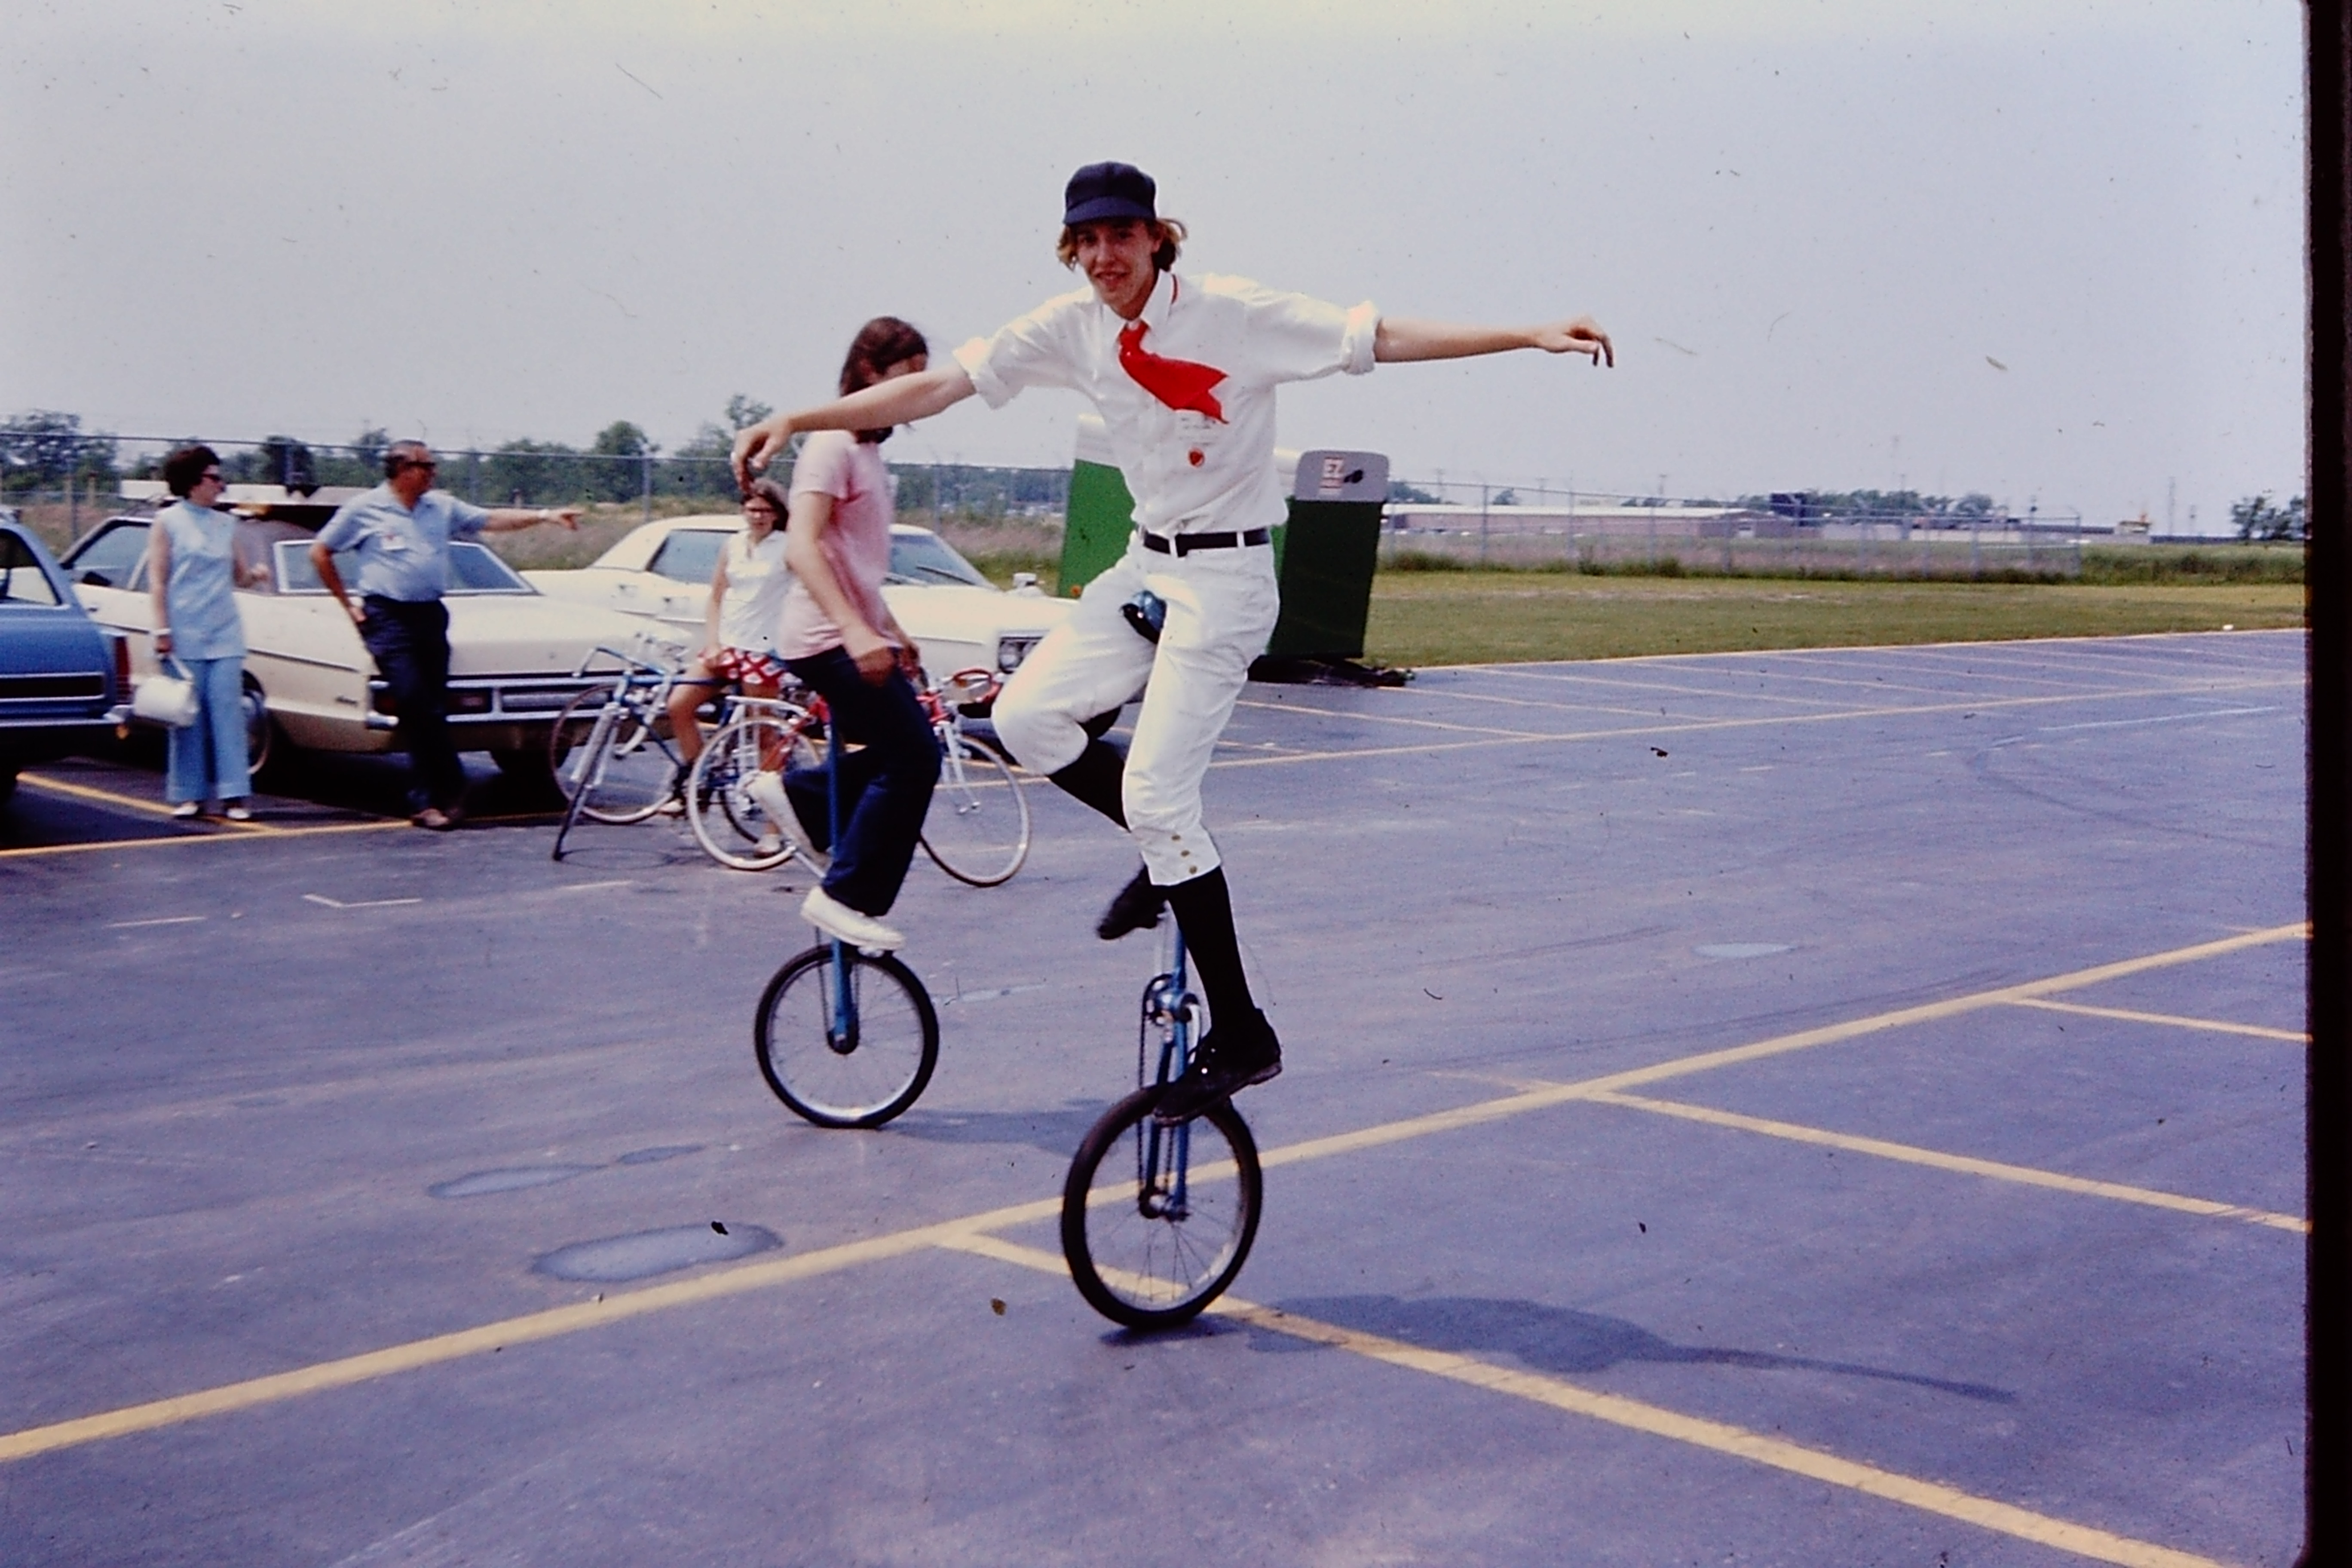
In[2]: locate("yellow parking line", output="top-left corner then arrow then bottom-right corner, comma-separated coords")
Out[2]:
0,921 -> 2303,1464
0,1196 -> 1059,1465
1249,924 -> 2309,1175
1231,699 -> 1555,740
0,819 -> 407,861
15,770 -> 276,831
1209,680 -> 2302,771
1587,1091 -> 2306,1234
943,1234 -> 2230,1568
2004,997 -> 2308,1043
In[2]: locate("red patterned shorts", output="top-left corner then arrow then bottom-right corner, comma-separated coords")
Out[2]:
707,646 -> 786,685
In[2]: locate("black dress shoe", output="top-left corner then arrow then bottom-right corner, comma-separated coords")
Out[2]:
1154,1010 -> 1282,1123
1095,865 -> 1166,940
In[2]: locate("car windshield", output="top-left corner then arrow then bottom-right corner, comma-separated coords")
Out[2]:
886,531 -> 991,588
647,530 -> 729,584
64,519 -> 150,589
273,539 -> 533,595
0,530 -> 64,607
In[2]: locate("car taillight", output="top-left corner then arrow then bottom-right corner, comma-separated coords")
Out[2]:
111,634 -> 131,698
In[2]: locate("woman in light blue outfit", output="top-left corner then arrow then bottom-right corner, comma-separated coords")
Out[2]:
146,445 -> 268,820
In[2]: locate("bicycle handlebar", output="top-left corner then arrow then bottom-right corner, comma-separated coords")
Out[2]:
571,644 -> 670,681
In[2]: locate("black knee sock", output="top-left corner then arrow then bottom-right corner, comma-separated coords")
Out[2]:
1047,738 -> 1128,828
1163,866 -> 1259,1035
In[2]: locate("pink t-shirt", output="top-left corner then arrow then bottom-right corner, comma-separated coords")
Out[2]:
776,430 -> 897,660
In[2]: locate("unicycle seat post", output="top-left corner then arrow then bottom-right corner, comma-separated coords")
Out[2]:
818,709 -> 856,1035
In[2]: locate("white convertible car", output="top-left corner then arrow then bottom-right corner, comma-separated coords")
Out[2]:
65,486 -> 657,777
523,515 -> 1069,689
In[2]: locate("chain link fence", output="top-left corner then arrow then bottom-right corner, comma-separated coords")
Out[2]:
9,423 -> 2135,582
0,428 -> 1072,573
1377,477 -> 2094,579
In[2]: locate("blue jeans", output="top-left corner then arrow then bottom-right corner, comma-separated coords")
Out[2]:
783,649 -> 938,918
164,655 -> 251,805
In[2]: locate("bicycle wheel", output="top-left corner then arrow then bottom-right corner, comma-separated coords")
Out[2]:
1060,1085 -> 1262,1330
920,731 -> 1031,887
754,943 -> 940,1128
687,710 -> 797,870
550,686 -> 674,825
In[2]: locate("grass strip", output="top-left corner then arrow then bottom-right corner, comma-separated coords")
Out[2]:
1362,574 -> 2303,667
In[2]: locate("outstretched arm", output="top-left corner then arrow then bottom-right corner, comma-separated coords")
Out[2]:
732,365 -> 977,485
1373,315 -> 1614,368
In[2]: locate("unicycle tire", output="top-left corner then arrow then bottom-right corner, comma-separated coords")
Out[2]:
754,943 -> 939,1129
1060,1085 -> 1262,1330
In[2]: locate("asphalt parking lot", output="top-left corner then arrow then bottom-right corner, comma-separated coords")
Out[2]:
0,630 -> 2306,1567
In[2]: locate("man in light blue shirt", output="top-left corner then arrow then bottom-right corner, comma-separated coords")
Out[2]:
312,440 -> 579,827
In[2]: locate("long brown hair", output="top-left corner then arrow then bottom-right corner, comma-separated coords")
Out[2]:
839,316 -> 931,444
1057,217 -> 1185,272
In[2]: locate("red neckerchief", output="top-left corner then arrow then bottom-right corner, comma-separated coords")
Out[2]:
1117,279 -> 1228,423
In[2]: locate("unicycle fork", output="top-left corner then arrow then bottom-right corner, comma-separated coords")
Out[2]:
751,708 -> 940,1127
1059,921 -> 1265,1329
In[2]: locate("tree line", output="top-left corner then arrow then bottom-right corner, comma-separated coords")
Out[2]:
0,403 -> 1072,517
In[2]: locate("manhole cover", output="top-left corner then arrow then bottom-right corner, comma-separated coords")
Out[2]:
430,1165 -> 600,1199
533,1222 -> 780,1283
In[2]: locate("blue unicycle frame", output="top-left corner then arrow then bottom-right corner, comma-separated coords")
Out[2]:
820,710 -> 859,1048
1057,916 -> 1263,1330
1133,927 -> 1200,1216
750,707 -> 941,1129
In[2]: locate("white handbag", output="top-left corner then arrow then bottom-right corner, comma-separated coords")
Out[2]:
132,655 -> 202,729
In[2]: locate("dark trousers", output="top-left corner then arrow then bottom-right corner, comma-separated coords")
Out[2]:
784,648 -> 938,917
359,596 -> 464,813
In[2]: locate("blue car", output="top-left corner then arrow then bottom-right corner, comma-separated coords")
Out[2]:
0,509 -> 128,804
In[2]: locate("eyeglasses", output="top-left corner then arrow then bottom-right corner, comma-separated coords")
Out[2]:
401,461 -> 439,475
199,471 -> 224,483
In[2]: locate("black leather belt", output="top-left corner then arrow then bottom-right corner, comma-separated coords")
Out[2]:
1138,527 -> 1271,556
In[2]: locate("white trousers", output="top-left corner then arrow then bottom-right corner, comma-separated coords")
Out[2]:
993,537 -> 1280,885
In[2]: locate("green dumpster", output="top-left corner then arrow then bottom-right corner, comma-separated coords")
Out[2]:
1058,416 -> 1390,662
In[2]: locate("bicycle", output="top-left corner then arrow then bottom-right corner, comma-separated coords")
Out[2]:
685,691 -> 822,872
548,642 -> 706,861
1059,922 -> 1264,1329
689,667 -> 1032,885
917,668 -> 1032,888
753,705 -> 940,1128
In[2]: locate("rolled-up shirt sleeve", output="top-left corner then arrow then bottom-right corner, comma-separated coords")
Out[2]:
441,497 -> 491,541
953,294 -> 1085,410
315,500 -> 364,552
1228,280 -> 1380,385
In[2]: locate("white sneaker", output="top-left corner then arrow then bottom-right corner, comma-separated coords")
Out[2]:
750,768 -> 830,870
801,886 -> 903,952
746,768 -> 791,826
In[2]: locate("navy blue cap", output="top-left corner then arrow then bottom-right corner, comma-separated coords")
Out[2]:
1063,161 -> 1158,227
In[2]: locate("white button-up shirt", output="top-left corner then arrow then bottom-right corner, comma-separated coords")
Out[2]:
955,270 -> 1378,537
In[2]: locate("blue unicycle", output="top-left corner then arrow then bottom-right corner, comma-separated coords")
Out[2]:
1059,922 -> 1264,1329
753,710 -> 939,1128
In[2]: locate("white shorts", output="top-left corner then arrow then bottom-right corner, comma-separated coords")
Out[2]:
993,536 -> 1280,885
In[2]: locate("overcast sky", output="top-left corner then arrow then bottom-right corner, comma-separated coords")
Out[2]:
3,0 -> 2306,531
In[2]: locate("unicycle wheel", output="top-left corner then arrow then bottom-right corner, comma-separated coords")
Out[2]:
754,943 -> 939,1128
1060,1085 -> 1262,1329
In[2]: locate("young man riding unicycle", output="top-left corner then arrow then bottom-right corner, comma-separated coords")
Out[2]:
735,160 -> 1613,1122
